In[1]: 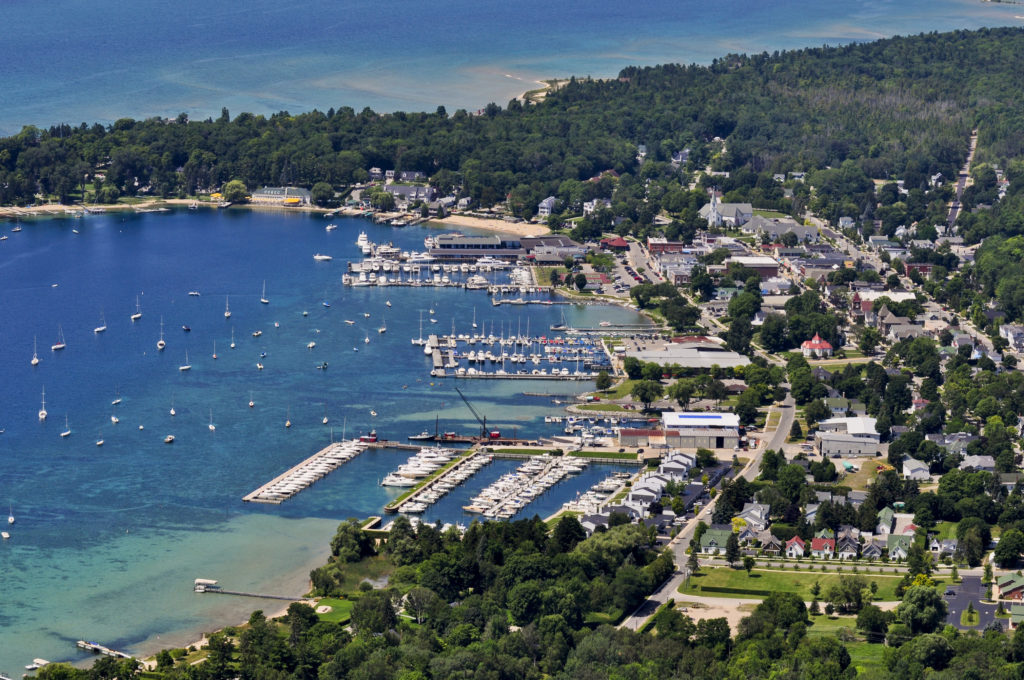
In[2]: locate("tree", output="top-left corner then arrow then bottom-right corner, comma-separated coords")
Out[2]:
725,532 -> 741,565
311,181 -> 334,206
351,589 -> 397,635
574,272 -> 588,291
549,268 -> 561,286
856,603 -> 892,635
630,380 -> 664,411
895,585 -> 948,634
404,586 -> 441,624
995,528 -> 1024,568
667,379 -> 695,408
221,179 -> 248,202
858,327 -> 882,355
743,556 -> 756,575
594,370 -> 612,391
789,419 -> 804,440
707,380 -> 728,406
687,548 -> 700,575
330,518 -> 376,562
804,399 -> 830,426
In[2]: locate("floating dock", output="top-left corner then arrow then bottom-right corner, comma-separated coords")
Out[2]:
243,440 -> 365,504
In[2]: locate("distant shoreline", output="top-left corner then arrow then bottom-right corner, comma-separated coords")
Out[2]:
0,200 -> 551,238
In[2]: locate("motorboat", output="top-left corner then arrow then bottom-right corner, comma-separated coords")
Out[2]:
313,253 -> 333,261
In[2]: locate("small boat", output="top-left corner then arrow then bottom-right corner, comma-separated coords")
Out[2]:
345,319 -> 356,325
1,531 -> 9,540
472,307 -> 477,329
60,415 -> 71,438
321,406 -> 328,425
249,392 -> 255,408
369,410 -> 377,417
252,330 -> 262,337
111,413 -> 119,424
157,317 -> 166,351
224,296 -> 231,319
408,431 -> 433,441
259,351 -> 266,358
313,253 -> 333,261
188,290 -> 201,296
212,340 -> 217,359
359,429 -> 378,442
363,312 -> 370,318
8,504 -> 14,525
386,300 -> 392,307
378,320 -> 387,334
364,335 -> 370,344
169,396 -> 176,417
325,223 -> 337,231
179,351 -> 191,371
96,438 -> 104,447
307,341 -> 317,349
230,328 -> 236,349
164,435 -> 175,444
94,311 -> 107,334
51,325 -> 66,351
111,393 -> 122,406
182,325 -> 191,332
302,310 -> 309,317
322,300 -> 330,308
131,295 -> 142,322
11,225 -> 21,232
208,410 -> 216,432
260,280 -> 269,305
256,362 -> 264,370
316,361 -> 328,370
274,321 -> 279,328
31,336 -> 40,366
285,407 -> 292,429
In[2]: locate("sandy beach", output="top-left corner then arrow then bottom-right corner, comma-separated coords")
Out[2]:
430,214 -> 550,237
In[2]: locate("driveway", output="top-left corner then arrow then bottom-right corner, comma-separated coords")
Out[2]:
946,575 -> 998,630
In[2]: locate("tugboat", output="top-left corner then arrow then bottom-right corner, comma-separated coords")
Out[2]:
358,430 -> 378,443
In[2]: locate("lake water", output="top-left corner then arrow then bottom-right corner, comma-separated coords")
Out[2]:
0,0 -> 1019,135
0,209 -> 645,670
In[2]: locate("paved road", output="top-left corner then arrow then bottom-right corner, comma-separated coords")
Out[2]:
618,394 -> 795,630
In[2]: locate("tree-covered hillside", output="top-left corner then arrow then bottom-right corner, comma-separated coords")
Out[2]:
3,26 -> 1024,222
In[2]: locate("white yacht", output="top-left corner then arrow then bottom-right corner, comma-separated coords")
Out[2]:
260,280 -> 269,304
224,296 -> 231,319
313,253 -> 333,261
179,351 -> 191,371
131,295 -> 142,322
94,311 -> 107,333
157,316 -> 166,351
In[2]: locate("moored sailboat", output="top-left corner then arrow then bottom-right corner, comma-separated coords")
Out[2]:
51,325 -> 66,351
131,295 -> 142,322
31,336 -> 40,366
260,281 -> 269,304
38,387 -> 47,421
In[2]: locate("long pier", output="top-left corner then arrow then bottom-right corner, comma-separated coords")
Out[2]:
384,449 -> 483,513
242,440 -> 365,504
198,589 -> 305,602
76,641 -> 131,659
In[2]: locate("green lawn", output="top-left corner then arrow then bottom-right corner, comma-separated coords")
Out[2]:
933,521 -> 959,541
753,209 -> 790,218
842,462 -> 882,492
316,598 -> 354,624
599,380 -> 640,399
578,403 -> 629,412
960,608 -> 980,627
681,566 -> 907,601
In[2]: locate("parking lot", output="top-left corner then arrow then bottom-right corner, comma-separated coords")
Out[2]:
945,575 -> 998,630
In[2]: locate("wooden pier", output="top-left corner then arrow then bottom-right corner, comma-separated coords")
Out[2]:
76,641 -> 131,659
242,440 -> 365,504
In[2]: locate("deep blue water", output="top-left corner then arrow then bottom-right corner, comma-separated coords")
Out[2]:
0,0 -> 1019,135
0,209 -> 644,669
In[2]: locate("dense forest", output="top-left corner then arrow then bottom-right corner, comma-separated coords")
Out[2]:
3,27 -> 1024,233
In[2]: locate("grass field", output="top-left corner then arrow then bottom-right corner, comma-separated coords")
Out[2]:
315,598 -> 354,624
961,608 -> 980,627
578,403 -> 629,412
841,460 -> 883,491
804,615 -> 886,673
599,380 -> 640,399
681,567 -> 908,601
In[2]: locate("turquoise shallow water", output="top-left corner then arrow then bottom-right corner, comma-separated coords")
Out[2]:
0,210 -> 642,669
0,0 -> 1019,135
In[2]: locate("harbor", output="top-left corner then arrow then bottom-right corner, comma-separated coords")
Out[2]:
242,440 -> 366,504
461,454 -> 589,519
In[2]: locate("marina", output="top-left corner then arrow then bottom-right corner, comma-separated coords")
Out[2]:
243,440 -> 367,504
461,454 -> 589,519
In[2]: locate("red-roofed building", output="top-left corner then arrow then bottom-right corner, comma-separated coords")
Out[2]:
811,537 -> 836,559
785,535 -> 806,559
801,333 -> 833,358
600,236 -> 629,251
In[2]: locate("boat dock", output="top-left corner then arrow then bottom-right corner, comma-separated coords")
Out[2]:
361,440 -> 424,451
242,440 -> 366,504
76,641 -> 131,659
192,579 -> 305,601
384,449 -> 483,514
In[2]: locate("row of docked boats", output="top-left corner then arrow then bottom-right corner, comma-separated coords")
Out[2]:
462,455 -> 586,519
394,452 -> 494,514
245,440 -> 366,504
559,472 -> 634,514
380,447 -> 460,486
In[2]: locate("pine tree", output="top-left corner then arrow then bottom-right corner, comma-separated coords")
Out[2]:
725,532 -> 741,566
